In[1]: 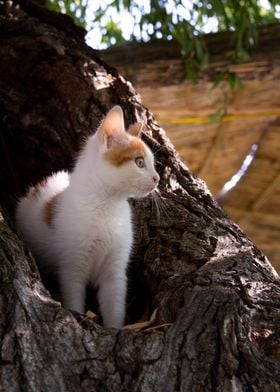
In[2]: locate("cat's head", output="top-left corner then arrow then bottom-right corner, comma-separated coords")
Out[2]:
93,106 -> 159,198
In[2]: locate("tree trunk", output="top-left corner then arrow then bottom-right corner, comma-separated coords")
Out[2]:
0,1 -> 280,391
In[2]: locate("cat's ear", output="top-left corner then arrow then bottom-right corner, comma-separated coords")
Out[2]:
127,122 -> 143,138
98,106 -> 125,148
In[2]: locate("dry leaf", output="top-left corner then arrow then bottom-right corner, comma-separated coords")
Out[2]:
122,308 -> 158,331
85,310 -> 99,321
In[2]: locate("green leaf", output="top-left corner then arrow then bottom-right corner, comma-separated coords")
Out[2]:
210,108 -> 223,124
185,65 -> 197,83
199,52 -> 209,70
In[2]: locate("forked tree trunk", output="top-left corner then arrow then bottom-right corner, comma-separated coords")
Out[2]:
0,1 -> 280,391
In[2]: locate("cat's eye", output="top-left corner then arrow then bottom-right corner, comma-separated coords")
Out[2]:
135,156 -> 145,168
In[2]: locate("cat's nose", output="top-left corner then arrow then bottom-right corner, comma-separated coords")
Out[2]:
152,174 -> 160,184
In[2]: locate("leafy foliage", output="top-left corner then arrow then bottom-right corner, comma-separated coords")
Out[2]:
46,0 -> 279,71
46,0 -> 87,27
45,1 -> 279,120
46,1 -> 279,61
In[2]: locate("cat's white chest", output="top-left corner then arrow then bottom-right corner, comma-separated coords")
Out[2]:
87,202 -> 132,272
89,200 -> 131,237
57,198 -> 132,268
91,203 -> 131,248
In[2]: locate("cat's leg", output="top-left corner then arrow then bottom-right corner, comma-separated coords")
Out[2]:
59,262 -> 87,314
96,264 -> 127,329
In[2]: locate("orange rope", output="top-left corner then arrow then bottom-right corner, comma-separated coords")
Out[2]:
158,112 -> 280,124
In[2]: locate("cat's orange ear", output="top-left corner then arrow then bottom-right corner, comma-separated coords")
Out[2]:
127,122 -> 143,137
98,106 -> 125,147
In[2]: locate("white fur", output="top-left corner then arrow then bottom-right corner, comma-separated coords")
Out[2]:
16,106 -> 159,328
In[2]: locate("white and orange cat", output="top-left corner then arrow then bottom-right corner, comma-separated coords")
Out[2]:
16,106 -> 159,328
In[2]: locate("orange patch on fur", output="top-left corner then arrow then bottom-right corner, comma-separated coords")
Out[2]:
127,123 -> 142,137
30,178 -> 48,198
104,138 -> 147,166
43,193 -> 60,227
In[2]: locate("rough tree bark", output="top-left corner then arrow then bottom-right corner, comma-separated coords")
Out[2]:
0,1 -> 280,391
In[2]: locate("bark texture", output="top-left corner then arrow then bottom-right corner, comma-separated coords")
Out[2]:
0,1 -> 280,391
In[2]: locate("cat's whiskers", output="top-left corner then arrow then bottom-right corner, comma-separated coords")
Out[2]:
150,189 -> 171,222
150,142 -> 165,157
